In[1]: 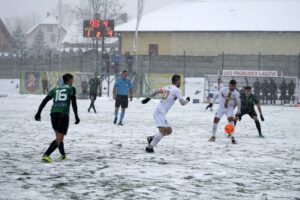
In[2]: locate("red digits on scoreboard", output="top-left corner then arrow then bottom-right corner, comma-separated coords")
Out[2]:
90,19 -> 100,28
103,20 -> 108,27
96,31 -> 101,38
107,29 -> 113,37
87,30 -> 91,37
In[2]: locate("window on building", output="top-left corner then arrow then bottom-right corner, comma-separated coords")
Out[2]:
51,34 -> 56,42
47,25 -> 53,32
149,44 -> 159,56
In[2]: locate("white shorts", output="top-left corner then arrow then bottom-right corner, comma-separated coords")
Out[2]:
215,107 -> 234,119
154,109 -> 169,128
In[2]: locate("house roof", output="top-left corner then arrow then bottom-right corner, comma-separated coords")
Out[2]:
26,15 -> 67,35
116,0 -> 300,32
0,18 -> 12,38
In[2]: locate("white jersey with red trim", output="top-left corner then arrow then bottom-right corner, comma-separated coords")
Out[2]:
156,85 -> 185,114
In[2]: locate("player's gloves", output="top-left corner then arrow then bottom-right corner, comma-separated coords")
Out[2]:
235,113 -> 242,121
75,115 -> 80,124
141,98 -> 151,104
186,97 -> 190,102
260,114 -> 265,121
206,103 -> 213,110
35,113 -> 41,121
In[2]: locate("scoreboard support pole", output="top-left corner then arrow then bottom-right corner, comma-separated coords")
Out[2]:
96,39 -> 99,74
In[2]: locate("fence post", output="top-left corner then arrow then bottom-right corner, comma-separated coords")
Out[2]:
183,50 -> 186,77
222,51 -> 224,70
49,50 -> 52,72
80,49 -> 83,72
258,52 -> 261,71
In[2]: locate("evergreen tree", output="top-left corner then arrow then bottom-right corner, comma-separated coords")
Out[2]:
30,29 -> 46,56
12,25 -> 26,53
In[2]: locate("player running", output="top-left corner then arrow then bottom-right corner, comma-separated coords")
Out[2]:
206,79 -> 241,144
35,73 -> 80,163
141,74 -> 190,153
234,86 -> 265,138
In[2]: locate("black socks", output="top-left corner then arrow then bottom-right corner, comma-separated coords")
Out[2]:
255,120 -> 262,135
44,140 -> 58,156
58,141 -> 65,157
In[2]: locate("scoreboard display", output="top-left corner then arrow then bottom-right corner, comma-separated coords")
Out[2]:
83,19 -> 114,38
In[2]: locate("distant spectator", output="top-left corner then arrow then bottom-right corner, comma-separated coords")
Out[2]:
81,80 -> 88,99
125,52 -> 134,74
288,80 -> 295,104
269,79 -> 277,104
111,52 -> 120,74
279,79 -> 287,104
103,52 -> 110,73
42,76 -> 49,95
261,79 -> 269,104
57,76 -> 63,87
88,73 -> 100,113
207,78 -> 223,104
253,78 -> 261,100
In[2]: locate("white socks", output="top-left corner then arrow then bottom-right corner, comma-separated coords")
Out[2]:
150,132 -> 164,147
212,123 -> 218,136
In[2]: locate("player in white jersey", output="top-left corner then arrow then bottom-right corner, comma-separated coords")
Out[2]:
206,80 -> 241,144
141,75 -> 190,153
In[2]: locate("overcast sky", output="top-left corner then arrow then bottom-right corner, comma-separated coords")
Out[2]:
0,0 -> 176,20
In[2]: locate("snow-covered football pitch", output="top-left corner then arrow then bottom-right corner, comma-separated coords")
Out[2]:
0,86 -> 299,199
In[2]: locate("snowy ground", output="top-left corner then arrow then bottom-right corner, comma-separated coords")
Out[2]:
0,80 -> 300,200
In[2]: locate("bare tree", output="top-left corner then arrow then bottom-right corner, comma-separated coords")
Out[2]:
75,0 -> 124,24
4,13 -> 41,33
51,3 -> 76,29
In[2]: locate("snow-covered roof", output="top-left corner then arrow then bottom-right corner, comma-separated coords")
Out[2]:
26,15 -> 67,35
116,0 -> 300,32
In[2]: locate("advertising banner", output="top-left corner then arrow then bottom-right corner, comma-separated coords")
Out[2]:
143,73 -> 185,97
222,70 -> 282,77
20,71 -> 45,94
20,71 -> 71,94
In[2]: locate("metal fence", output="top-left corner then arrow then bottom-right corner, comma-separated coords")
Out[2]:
1,52 -> 300,78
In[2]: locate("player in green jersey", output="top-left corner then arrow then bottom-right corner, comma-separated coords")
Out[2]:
235,86 -> 265,138
35,73 -> 80,163
88,73 -> 100,113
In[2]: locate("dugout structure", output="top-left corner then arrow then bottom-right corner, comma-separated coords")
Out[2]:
204,70 -> 299,104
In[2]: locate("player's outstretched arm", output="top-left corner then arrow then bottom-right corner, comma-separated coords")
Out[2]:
141,90 -> 161,104
71,95 -> 80,124
35,95 -> 52,121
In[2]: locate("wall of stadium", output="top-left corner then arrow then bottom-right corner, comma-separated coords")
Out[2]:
120,31 -> 300,56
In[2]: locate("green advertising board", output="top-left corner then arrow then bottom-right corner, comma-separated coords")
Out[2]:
143,73 -> 185,97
